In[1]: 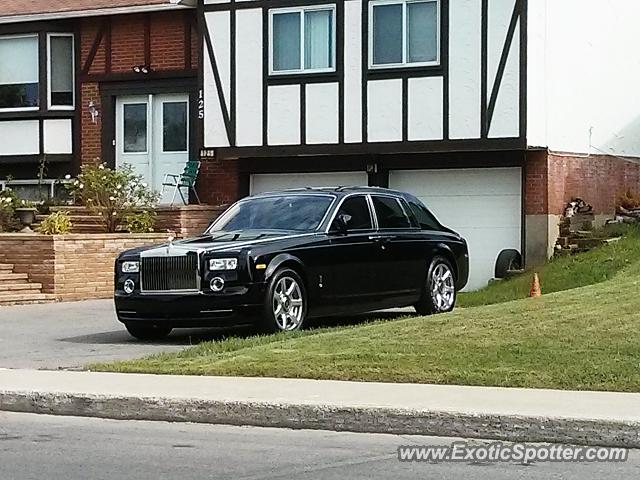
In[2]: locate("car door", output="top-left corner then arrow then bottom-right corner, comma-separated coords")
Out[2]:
370,195 -> 425,304
317,195 -> 380,315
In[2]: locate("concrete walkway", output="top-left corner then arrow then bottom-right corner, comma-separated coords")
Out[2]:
1,369 -> 639,448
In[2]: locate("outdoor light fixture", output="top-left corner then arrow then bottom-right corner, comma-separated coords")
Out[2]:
132,65 -> 151,74
88,101 -> 100,124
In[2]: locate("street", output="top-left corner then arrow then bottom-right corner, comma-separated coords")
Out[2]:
1,412 -> 637,480
0,299 -> 410,370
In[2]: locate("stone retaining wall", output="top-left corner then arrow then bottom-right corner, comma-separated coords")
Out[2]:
0,234 -> 167,301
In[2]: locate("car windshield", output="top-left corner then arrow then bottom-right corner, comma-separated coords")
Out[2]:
209,194 -> 335,232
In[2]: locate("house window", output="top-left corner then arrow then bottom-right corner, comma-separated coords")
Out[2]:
269,5 -> 336,74
369,0 -> 440,68
0,35 -> 39,110
48,34 -> 75,108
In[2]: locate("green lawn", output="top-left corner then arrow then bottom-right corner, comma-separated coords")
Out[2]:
458,224 -> 640,307
92,256 -> 640,392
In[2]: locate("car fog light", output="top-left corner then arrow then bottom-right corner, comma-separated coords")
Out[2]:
210,277 -> 225,292
123,279 -> 135,294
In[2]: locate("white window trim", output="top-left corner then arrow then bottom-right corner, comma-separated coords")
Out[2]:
0,33 -> 40,113
268,4 -> 337,76
368,0 -> 440,70
47,33 -> 75,111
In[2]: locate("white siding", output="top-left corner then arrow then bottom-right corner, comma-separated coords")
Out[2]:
449,0 -> 482,139
43,119 -> 72,154
250,172 -> 368,194
408,77 -> 443,141
527,0 -> 640,157
235,8 -> 263,147
344,0 -> 363,143
488,22 -> 520,138
0,121 -> 39,155
204,11 -> 231,147
268,85 -> 300,146
306,83 -> 339,144
367,79 -> 402,142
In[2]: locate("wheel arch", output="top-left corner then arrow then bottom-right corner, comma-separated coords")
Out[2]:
431,243 -> 459,280
264,254 -> 307,288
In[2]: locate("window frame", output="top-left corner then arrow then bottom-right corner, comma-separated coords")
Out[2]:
330,194 -> 375,232
368,0 -> 441,70
47,33 -> 75,111
0,33 -> 40,113
268,4 -> 337,76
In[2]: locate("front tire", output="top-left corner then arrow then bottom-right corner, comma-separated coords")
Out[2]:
124,323 -> 172,341
415,256 -> 457,315
262,268 -> 307,333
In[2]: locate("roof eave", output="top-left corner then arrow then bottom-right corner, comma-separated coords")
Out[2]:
0,3 -> 194,25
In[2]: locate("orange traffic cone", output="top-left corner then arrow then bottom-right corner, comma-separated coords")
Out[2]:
529,273 -> 542,298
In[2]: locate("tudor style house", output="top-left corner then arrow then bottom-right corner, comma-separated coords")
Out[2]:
198,0 -> 640,289
0,0 -> 198,203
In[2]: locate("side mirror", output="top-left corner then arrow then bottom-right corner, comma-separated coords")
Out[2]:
331,214 -> 350,234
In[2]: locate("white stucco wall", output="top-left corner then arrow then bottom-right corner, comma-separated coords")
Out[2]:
527,0 -> 640,157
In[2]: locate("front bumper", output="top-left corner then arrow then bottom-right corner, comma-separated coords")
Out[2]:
115,283 -> 267,327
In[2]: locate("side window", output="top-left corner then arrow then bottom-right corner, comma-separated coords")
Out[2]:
372,196 -> 411,229
332,195 -> 373,230
408,200 -> 441,230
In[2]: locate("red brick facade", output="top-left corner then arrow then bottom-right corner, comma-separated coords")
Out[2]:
525,151 -> 640,216
197,159 -> 241,206
78,11 -> 198,167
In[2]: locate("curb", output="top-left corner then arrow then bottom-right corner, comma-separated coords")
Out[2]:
1,391 -> 639,448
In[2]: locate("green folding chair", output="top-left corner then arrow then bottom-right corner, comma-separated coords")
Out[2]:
161,161 -> 201,205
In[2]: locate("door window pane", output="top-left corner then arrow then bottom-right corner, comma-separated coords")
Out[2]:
0,36 -> 39,109
163,102 -> 188,152
123,104 -> 147,153
50,36 -> 74,107
373,196 -> 411,229
304,10 -> 333,70
333,196 -> 373,231
372,4 -> 403,65
407,1 -> 438,63
272,12 -> 301,72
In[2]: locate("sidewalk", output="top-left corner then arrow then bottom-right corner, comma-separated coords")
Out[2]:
1,368 -> 638,447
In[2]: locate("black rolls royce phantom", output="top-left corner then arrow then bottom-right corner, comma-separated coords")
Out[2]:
115,187 -> 469,340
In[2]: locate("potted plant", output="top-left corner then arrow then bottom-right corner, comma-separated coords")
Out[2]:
15,199 -> 38,233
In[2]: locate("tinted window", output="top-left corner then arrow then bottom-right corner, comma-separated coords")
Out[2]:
332,196 -> 372,230
211,195 -> 334,232
372,196 -> 411,229
408,200 -> 441,230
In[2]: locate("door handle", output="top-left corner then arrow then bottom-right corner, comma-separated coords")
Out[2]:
368,235 -> 396,242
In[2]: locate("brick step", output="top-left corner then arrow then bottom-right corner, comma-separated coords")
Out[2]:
36,214 -> 103,223
0,273 -> 29,282
0,293 -> 55,306
0,282 -> 43,292
0,264 -> 14,271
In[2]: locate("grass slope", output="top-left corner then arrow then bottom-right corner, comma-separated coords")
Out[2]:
93,260 -> 640,392
458,225 -> 640,307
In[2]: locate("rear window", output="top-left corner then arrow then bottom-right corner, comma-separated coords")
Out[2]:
407,200 -> 441,230
372,196 -> 411,229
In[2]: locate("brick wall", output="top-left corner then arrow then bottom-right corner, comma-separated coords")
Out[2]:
0,234 -> 167,301
156,205 -> 226,237
197,158 -> 241,206
79,11 -> 197,169
525,151 -> 640,216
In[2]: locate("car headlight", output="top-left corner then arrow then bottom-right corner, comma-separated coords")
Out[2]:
121,261 -> 140,273
209,258 -> 238,271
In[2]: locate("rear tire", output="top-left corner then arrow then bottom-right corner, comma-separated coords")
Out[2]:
262,268 -> 308,333
124,323 -> 172,341
414,256 -> 457,315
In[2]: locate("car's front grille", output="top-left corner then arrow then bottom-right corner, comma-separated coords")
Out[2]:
141,255 -> 199,292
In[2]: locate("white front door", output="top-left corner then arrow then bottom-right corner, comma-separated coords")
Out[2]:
116,94 -> 190,204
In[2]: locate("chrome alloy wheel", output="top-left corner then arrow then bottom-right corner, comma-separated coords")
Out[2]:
272,276 -> 304,331
431,263 -> 455,311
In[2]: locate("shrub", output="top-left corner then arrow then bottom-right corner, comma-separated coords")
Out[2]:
617,189 -> 640,210
66,163 -> 159,233
124,210 -> 157,233
0,188 -> 20,232
37,211 -> 73,235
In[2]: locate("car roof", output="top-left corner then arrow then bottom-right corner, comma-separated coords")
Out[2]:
251,186 -> 412,199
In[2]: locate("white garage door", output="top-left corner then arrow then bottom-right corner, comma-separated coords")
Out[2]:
389,167 -> 522,291
250,172 -> 368,195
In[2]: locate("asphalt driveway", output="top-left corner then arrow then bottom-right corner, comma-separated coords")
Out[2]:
0,300 -> 411,370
